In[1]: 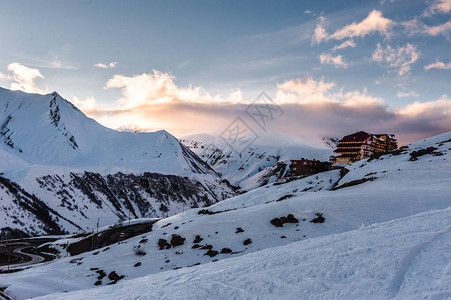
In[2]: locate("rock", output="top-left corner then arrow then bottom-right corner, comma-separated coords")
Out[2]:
270,214 -> 298,227
96,269 -> 106,280
193,235 -> 203,243
170,234 -> 186,247
108,271 -> 125,282
310,213 -> 325,223
204,249 -> 219,257
243,238 -> 252,245
158,238 -> 171,250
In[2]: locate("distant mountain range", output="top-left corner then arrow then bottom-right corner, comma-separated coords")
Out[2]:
181,135 -> 333,190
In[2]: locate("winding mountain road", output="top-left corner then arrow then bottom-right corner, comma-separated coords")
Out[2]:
0,239 -> 57,271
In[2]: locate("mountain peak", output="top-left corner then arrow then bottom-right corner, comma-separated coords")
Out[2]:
0,87 -> 220,177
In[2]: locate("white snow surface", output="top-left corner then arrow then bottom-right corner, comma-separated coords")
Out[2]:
1,131 -> 450,299
34,208 -> 451,300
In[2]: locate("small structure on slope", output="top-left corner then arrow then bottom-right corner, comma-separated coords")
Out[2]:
288,159 -> 331,176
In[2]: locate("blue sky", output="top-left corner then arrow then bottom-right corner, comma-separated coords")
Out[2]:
0,0 -> 450,144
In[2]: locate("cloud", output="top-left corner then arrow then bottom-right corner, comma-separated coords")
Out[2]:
400,95 -> 450,116
94,62 -> 117,69
12,59 -> 78,70
312,17 -> 328,44
330,10 -> 395,40
275,77 -> 336,103
276,78 -> 383,106
71,96 -> 99,113
312,10 -> 395,45
105,70 -> 243,109
7,63 -> 47,94
424,60 -> 451,70
397,91 -> 419,98
74,73 -> 450,146
424,0 -> 451,16
372,43 -> 420,75
331,39 -> 356,51
425,20 -> 451,36
45,60 -> 78,70
304,10 -> 313,14
178,60 -> 192,68
0,72 -> 7,81
319,53 -> 348,68
403,19 -> 451,37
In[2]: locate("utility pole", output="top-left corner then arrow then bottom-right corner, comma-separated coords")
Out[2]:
6,232 -> 9,271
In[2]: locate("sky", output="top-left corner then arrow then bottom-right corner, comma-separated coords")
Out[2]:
0,0 -> 450,146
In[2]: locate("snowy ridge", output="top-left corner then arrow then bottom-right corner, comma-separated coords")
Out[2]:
0,88 -> 216,175
181,135 -> 332,190
2,131 -> 450,299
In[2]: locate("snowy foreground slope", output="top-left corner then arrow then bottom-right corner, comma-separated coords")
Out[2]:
35,208 -> 451,300
2,132 -> 450,299
0,88 -> 235,236
181,135 -> 332,190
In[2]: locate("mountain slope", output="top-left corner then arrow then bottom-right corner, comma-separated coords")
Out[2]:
181,135 -> 333,190
2,131 -> 450,299
0,88 -> 236,237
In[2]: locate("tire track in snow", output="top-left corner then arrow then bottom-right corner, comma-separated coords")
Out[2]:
387,225 -> 451,297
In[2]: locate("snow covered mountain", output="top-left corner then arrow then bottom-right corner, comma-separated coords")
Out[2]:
2,131 -> 450,299
181,135 -> 333,190
322,136 -> 340,149
0,88 -> 236,237
0,88 -> 216,174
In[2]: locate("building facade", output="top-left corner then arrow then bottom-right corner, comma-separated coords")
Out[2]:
289,159 -> 331,176
332,131 -> 397,164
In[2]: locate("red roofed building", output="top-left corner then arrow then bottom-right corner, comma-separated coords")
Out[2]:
289,159 -> 331,176
332,131 -> 397,164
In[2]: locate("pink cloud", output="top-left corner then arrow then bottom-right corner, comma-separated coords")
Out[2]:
424,60 -> 451,70
330,10 -> 395,40
372,43 -> 420,75
424,0 -> 451,16
319,53 -> 348,68
76,74 -> 450,146
7,63 -> 47,94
